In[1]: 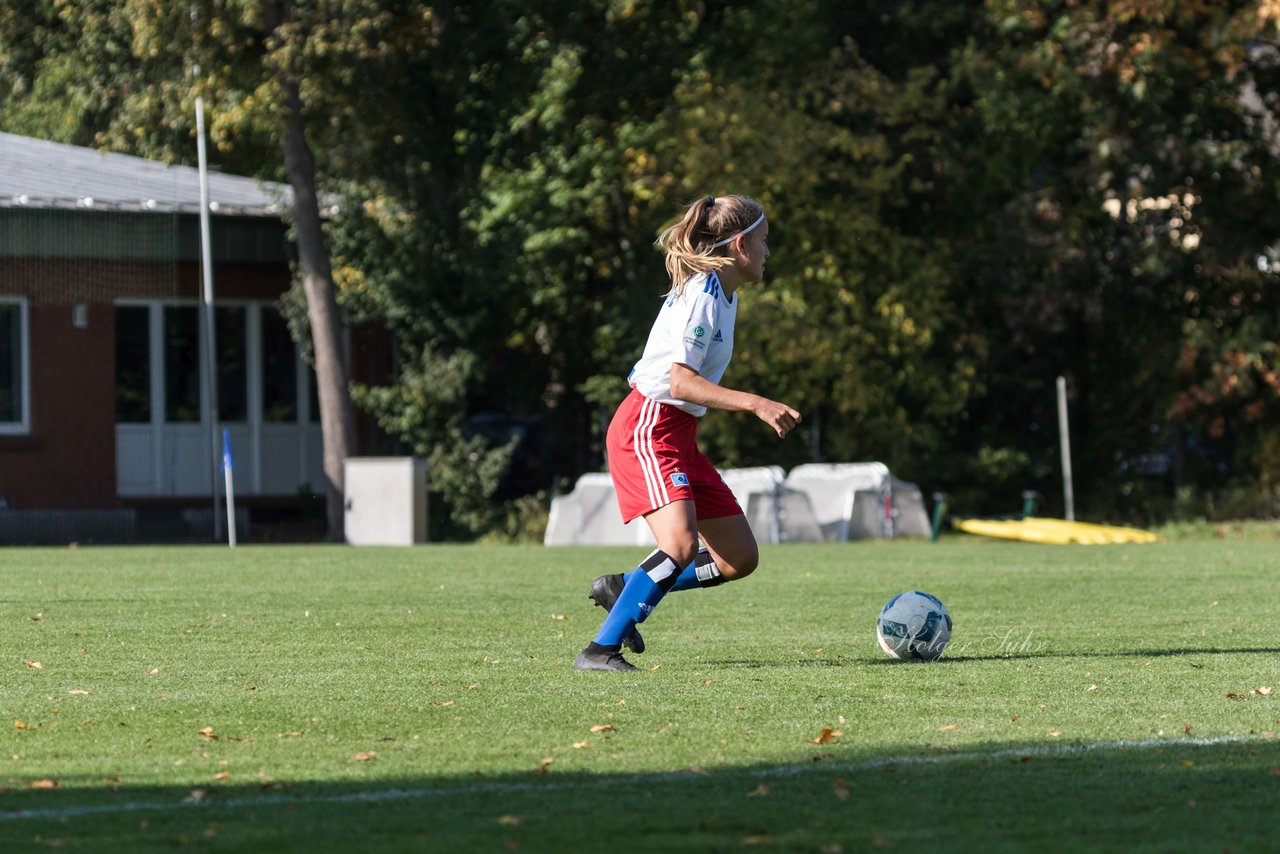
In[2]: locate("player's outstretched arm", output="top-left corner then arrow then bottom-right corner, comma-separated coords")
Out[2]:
669,362 -> 801,438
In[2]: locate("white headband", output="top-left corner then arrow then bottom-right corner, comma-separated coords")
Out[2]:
712,212 -> 766,248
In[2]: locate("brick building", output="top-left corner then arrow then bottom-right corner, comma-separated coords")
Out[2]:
0,131 -> 377,541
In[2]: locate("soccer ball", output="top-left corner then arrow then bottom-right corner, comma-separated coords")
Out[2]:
876,590 -> 952,661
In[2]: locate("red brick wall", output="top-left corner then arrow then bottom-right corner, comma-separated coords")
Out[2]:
0,300 -> 117,508
0,259 -> 291,509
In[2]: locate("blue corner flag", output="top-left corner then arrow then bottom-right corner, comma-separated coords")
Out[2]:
222,427 -> 234,473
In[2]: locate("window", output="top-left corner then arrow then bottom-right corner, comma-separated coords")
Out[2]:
0,299 -> 29,434
215,305 -> 247,422
115,305 -> 151,423
163,305 -> 201,422
261,308 -> 298,422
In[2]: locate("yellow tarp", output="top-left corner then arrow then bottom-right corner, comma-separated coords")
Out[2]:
954,516 -> 1160,545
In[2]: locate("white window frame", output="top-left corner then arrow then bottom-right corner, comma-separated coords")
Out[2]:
0,297 -> 30,436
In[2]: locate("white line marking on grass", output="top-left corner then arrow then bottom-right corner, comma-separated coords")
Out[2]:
3,734 -> 1269,823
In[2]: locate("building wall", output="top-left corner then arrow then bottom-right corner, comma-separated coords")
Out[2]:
0,257 -> 292,509
0,297 -> 116,508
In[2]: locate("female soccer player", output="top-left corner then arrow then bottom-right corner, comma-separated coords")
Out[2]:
574,195 -> 801,671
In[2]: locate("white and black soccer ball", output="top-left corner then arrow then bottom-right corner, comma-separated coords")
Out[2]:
876,590 -> 952,661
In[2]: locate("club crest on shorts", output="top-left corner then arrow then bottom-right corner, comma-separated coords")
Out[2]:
670,472 -> 689,487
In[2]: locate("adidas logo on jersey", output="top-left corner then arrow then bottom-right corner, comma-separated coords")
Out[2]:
711,329 -> 723,343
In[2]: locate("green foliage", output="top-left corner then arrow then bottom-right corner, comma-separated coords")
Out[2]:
476,491 -> 552,544
5,1 -> 1280,533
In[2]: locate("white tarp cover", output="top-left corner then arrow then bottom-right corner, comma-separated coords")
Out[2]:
543,463 -> 922,546
543,473 -> 653,546
783,463 -> 931,541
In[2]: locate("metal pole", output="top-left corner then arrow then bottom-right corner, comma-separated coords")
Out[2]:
1056,376 -> 1075,521
195,95 -> 222,541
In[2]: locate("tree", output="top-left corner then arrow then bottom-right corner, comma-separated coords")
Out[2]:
323,1 -> 736,535
0,0 -> 431,538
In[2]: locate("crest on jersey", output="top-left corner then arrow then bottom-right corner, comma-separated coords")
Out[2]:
670,472 -> 689,487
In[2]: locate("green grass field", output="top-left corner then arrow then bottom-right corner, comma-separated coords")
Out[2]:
3,539 -> 1278,852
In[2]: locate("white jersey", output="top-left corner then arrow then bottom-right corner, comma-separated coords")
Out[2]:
627,271 -> 737,417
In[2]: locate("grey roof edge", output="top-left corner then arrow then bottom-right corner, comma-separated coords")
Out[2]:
0,131 -> 294,218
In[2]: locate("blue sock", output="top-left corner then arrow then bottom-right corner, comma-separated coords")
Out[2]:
594,550 -> 679,647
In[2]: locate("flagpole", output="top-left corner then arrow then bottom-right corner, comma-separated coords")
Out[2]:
195,94 -> 221,541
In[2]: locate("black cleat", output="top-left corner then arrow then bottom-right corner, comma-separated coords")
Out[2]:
588,573 -> 645,654
573,648 -> 639,672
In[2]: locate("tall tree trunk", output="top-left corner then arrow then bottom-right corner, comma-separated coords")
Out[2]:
279,76 -> 355,541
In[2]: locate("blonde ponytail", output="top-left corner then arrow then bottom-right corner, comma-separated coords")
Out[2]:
656,195 -> 765,295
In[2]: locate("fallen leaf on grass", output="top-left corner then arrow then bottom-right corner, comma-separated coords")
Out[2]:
213,771 -> 231,781
25,661 -> 42,670
938,724 -> 957,732
1225,692 -> 1248,700
589,724 -> 615,733
1048,731 -> 1061,738
29,779 -> 57,789
832,778 -> 851,800
550,615 -> 569,622
198,727 -> 217,741
743,835 -> 771,846
748,784 -> 770,797
1086,684 -> 1098,692
1179,759 -> 1195,767
67,690 -> 91,696
147,668 -> 160,676
352,752 -> 377,762
276,731 -> 303,738
809,728 -> 842,744
183,789 -> 208,805
571,741 -> 591,749
1253,686 -> 1273,696
497,815 -> 525,826
531,757 -> 553,776
14,721 -> 28,730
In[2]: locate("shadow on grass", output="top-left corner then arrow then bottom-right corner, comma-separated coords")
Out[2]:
3,737 -> 1275,852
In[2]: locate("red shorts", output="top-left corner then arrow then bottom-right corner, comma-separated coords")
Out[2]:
606,388 -> 743,524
